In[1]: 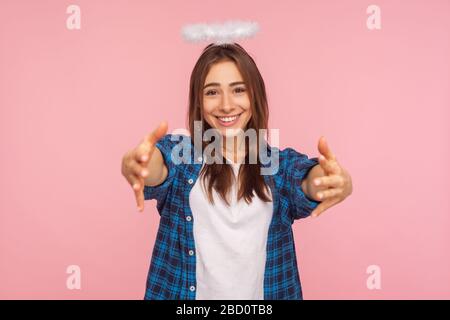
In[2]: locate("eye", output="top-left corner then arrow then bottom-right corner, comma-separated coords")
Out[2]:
205,90 -> 217,96
235,87 -> 246,93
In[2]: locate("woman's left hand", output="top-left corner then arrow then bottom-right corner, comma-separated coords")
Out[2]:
308,136 -> 353,218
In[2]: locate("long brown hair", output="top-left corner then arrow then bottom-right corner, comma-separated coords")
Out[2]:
187,43 -> 272,206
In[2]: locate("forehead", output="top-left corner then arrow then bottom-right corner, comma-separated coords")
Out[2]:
205,60 -> 244,82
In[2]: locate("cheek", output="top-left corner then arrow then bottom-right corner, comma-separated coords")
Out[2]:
242,99 -> 252,117
202,103 -> 214,117
243,107 -> 252,120
202,106 -> 216,126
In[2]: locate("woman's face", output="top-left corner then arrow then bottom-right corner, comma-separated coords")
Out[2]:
202,60 -> 252,137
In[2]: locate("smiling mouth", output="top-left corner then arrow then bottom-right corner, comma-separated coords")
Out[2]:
215,113 -> 242,123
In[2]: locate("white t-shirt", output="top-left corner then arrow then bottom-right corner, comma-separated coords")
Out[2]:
189,161 -> 274,300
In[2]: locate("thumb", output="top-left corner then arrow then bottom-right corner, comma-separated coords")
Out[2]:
317,136 -> 336,161
148,121 -> 168,145
137,121 -> 168,163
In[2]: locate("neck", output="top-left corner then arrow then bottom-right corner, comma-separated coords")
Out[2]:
223,134 -> 245,164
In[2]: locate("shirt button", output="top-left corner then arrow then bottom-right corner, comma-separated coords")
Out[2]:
188,250 -> 194,256
186,216 -> 192,222
190,285 -> 196,292
188,178 -> 193,184
197,156 -> 203,162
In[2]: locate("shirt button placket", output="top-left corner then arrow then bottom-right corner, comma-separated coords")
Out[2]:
186,175 -> 196,298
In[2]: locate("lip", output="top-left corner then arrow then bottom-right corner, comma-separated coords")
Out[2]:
215,113 -> 242,127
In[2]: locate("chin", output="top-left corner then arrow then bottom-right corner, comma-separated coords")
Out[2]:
220,128 -> 242,137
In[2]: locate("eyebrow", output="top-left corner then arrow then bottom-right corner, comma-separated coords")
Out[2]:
203,81 -> 245,89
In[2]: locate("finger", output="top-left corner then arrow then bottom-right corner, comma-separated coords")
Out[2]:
128,159 -> 149,178
135,140 -> 154,163
318,136 -> 336,161
318,155 -> 341,175
124,172 -> 142,191
313,175 -> 345,188
134,180 -> 145,212
310,196 -> 341,218
124,170 -> 145,211
316,188 -> 343,201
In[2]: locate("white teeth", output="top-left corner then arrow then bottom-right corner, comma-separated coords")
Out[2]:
218,115 -> 239,122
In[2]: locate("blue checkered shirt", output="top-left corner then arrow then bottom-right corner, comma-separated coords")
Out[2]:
143,134 -> 321,300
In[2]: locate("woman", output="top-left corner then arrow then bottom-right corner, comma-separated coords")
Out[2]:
121,43 -> 353,300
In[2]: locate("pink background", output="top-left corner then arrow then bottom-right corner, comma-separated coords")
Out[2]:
1,0 -> 449,299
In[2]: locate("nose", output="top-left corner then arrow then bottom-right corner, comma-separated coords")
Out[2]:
220,91 -> 235,113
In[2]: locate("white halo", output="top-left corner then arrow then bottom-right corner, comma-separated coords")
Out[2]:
181,20 -> 260,45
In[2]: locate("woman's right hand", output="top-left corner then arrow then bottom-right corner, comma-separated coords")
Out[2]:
121,121 -> 168,212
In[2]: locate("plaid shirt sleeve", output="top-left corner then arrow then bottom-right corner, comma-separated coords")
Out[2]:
143,134 -> 178,213
283,147 -> 322,221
